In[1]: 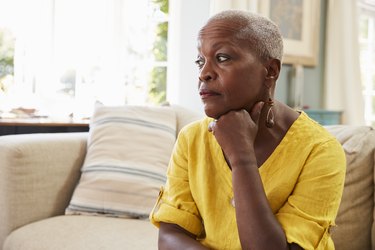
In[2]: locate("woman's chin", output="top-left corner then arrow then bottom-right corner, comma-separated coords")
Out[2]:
203,106 -> 223,119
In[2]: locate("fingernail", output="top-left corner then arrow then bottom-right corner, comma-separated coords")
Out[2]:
208,120 -> 216,132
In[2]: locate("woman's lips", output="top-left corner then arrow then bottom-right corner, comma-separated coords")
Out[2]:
199,89 -> 220,99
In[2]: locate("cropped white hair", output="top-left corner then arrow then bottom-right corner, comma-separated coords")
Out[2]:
207,10 -> 284,62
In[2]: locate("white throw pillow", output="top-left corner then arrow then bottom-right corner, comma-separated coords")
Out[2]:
66,104 -> 176,218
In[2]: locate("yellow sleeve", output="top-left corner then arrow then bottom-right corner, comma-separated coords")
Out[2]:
149,128 -> 203,236
276,139 -> 346,250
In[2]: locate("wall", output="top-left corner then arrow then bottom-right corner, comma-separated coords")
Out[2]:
166,0 -> 210,114
167,0 -> 327,113
276,0 -> 327,109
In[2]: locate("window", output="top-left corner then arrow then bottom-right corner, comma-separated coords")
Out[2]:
0,0 -> 168,119
0,28 -> 14,99
358,0 -> 375,127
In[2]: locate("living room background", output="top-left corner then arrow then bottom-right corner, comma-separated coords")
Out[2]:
0,0 -> 374,126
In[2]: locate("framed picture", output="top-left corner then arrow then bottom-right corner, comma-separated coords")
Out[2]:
258,0 -> 321,66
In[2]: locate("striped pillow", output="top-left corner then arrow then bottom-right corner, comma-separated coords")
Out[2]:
65,105 -> 176,218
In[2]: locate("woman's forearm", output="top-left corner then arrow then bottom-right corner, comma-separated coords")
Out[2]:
232,164 -> 289,250
158,222 -> 209,250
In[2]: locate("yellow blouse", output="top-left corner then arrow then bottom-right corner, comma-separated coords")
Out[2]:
150,112 -> 346,250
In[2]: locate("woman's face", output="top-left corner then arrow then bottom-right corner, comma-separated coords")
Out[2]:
197,19 -> 268,119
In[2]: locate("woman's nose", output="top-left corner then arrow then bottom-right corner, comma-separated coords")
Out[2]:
199,62 -> 216,82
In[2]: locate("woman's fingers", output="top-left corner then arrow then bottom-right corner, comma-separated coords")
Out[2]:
249,101 -> 265,124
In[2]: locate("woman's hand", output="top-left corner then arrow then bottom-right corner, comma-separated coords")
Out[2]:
208,101 -> 264,167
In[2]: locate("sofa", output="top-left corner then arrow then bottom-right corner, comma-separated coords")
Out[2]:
0,106 -> 374,249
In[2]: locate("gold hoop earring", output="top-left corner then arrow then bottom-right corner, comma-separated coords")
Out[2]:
265,98 -> 275,128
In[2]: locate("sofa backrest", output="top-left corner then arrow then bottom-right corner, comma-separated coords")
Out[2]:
325,125 -> 375,250
170,104 -> 204,134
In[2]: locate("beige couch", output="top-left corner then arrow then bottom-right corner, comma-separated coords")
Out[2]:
0,111 -> 374,249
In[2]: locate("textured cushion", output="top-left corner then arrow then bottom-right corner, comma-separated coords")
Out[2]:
325,125 -> 375,250
3,215 -> 157,250
66,105 -> 176,218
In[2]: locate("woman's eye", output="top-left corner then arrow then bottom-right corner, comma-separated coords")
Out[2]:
195,58 -> 204,68
217,55 -> 229,62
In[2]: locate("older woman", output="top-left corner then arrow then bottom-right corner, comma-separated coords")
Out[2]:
150,10 -> 345,250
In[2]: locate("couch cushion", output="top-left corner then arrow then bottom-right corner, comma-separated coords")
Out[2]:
66,104 -> 177,218
3,215 -> 157,250
325,125 -> 375,250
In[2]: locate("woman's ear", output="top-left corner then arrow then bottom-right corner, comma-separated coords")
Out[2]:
265,58 -> 281,80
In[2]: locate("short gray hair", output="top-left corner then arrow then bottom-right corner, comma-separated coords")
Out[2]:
207,10 -> 284,62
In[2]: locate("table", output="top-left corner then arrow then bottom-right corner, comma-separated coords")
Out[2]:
0,118 -> 90,136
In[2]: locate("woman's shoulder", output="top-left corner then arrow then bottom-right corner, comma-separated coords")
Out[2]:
293,111 -> 342,146
174,117 -> 215,150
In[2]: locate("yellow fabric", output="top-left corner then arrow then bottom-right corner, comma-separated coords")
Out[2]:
150,112 -> 346,250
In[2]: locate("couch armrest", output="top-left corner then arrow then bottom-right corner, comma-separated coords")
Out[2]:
0,132 -> 87,247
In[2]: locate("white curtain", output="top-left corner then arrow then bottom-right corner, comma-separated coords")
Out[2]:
324,0 -> 365,125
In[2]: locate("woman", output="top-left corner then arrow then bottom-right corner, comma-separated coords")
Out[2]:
150,10 -> 346,250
